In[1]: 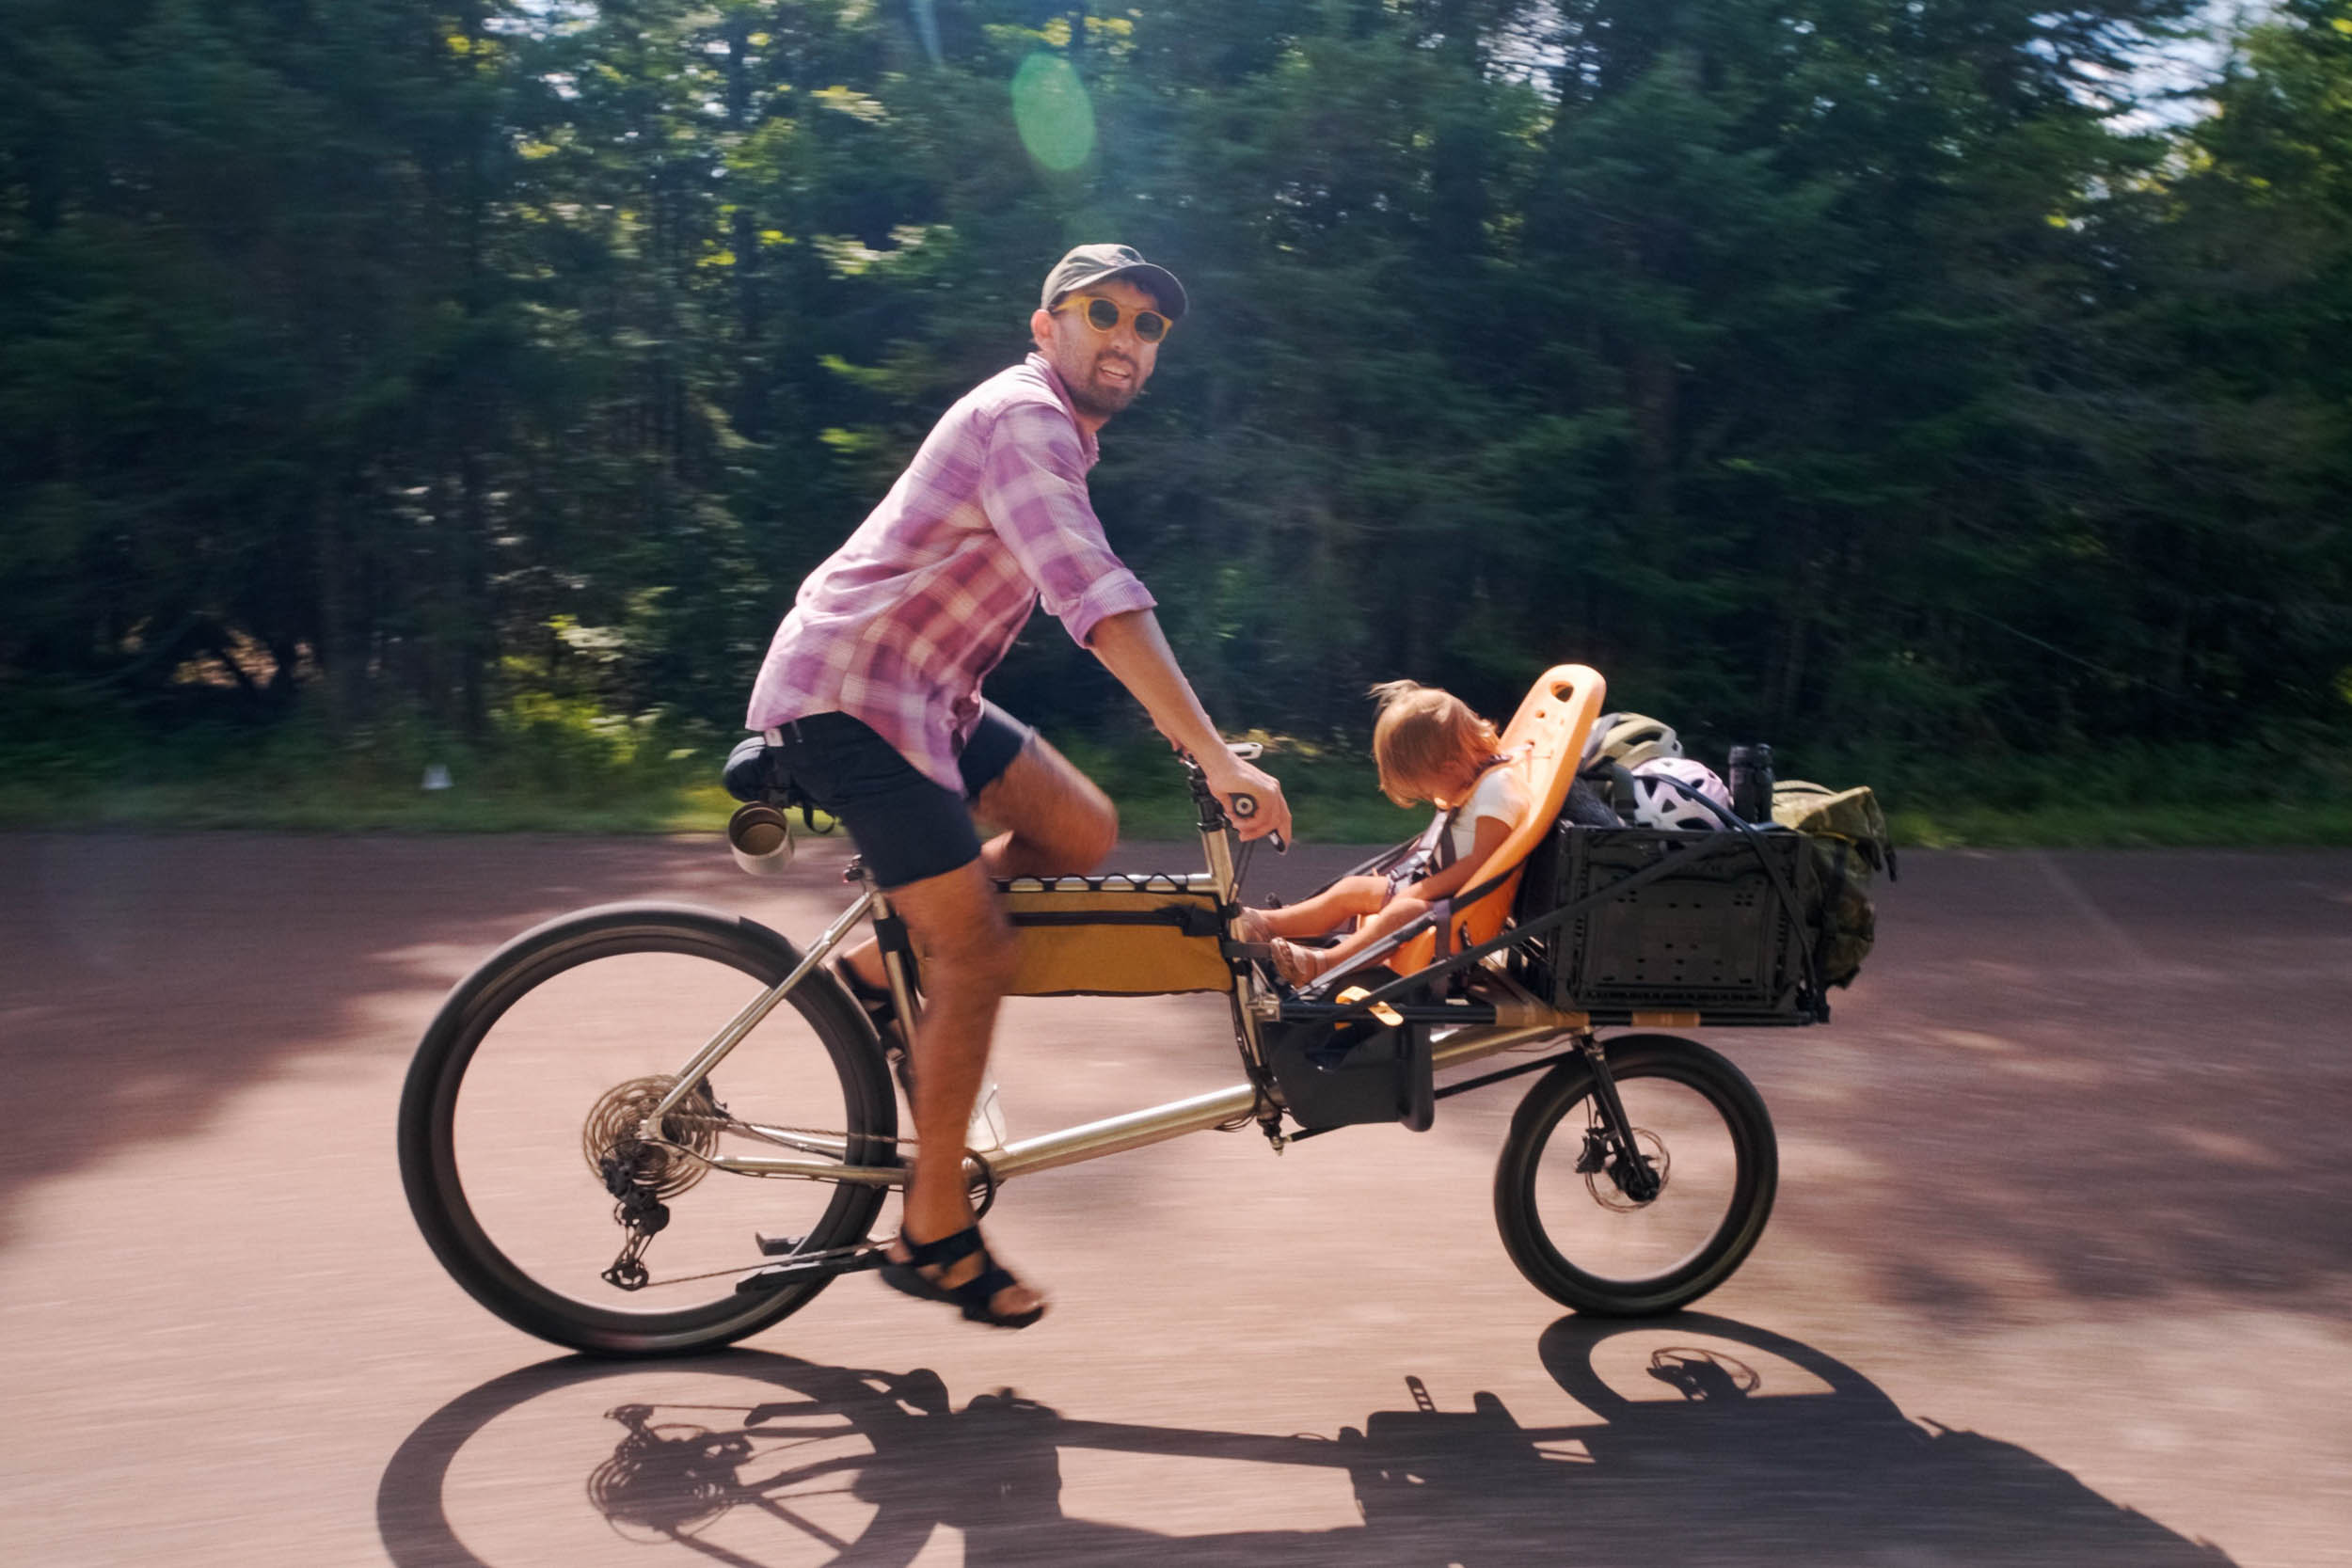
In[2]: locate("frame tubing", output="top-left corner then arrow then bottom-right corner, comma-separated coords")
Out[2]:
986,1082 -> 1262,1179
1430,1022 -> 1574,1072
699,1021 -> 1571,1187
706,1152 -> 904,1184
702,1082 -> 1260,1185
1277,1001 -> 1500,1026
640,887 -> 879,1132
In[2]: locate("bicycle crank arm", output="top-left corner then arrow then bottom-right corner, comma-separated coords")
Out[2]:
734,1241 -> 889,1293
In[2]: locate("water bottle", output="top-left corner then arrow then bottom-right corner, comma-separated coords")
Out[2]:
968,1070 -> 1009,1154
1728,743 -> 1774,823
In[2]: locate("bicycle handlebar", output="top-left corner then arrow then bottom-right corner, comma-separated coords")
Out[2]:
1179,746 -> 1287,854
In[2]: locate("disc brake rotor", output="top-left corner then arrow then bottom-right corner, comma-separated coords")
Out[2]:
1583,1125 -> 1670,1212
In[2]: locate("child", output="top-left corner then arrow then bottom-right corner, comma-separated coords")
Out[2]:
1244,680 -> 1530,988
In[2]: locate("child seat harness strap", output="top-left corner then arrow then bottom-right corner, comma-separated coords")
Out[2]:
1405,752 -> 1511,961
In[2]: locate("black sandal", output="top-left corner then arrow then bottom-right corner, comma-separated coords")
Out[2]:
834,958 -> 906,1056
879,1225 -> 1046,1329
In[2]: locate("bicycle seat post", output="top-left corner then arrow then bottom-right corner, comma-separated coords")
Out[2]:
857,873 -> 923,1041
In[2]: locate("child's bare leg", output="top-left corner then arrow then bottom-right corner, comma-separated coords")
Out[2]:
1248,875 -> 1389,939
1276,895 -> 1431,984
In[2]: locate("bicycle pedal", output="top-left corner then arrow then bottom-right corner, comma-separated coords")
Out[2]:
755,1231 -> 804,1256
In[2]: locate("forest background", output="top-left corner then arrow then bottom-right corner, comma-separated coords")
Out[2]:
5,0 -> 2350,844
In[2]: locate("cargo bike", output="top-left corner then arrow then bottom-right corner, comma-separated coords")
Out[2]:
398,666 -> 1879,1356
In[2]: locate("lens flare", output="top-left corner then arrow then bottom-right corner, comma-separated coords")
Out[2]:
1011,52 -> 1094,172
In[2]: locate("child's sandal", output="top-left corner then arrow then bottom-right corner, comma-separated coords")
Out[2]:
1270,939 -> 1326,989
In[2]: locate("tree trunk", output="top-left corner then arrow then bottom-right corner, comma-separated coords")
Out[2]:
316,485 -> 361,732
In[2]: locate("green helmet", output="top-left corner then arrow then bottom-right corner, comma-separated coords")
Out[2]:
1581,711 -> 1682,773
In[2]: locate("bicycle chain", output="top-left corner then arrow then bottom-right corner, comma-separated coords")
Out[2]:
620,1237 -> 889,1291
643,1114 -> 909,1160
613,1103 -> 1018,1291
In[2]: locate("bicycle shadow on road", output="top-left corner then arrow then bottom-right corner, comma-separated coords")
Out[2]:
376,1313 -> 2233,1568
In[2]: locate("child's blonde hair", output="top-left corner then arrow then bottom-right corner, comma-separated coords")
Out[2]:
1369,680 -> 1502,806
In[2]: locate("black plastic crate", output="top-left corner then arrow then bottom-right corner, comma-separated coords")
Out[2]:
1511,825 -> 1817,1022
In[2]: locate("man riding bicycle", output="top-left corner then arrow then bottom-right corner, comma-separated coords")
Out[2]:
744,244 -> 1291,1328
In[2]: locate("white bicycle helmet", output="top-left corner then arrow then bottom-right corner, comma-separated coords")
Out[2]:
1629,757 -> 1734,832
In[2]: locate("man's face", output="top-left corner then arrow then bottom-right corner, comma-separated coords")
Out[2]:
1031,276 -> 1163,420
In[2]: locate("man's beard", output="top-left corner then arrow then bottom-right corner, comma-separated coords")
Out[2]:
1066,355 -> 1142,419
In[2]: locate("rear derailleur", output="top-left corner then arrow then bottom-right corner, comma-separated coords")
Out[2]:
598,1145 -> 670,1291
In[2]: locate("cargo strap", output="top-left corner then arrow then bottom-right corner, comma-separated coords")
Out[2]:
1006,905 -> 1225,938
1298,843 -> 1697,1010
749,726 -> 824,832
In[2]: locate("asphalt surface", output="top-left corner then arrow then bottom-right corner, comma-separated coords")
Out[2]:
3,830 -> 2349,1566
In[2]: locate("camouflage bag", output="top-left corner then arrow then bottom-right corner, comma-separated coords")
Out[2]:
1772,781 -> 1895,989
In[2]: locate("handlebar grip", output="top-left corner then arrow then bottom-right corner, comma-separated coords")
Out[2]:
1224,792 -> 1288,852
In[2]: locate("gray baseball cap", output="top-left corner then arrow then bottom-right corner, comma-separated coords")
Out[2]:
1040,244 -> 1188,321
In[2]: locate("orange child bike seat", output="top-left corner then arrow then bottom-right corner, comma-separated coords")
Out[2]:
1388,663 -> 1607,976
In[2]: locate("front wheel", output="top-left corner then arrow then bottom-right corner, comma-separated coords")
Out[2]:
1493,1034 -> 1777,1317
398,903 -> 898,1356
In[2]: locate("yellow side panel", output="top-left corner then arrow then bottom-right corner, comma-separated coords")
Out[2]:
1000,886 -> 1234,997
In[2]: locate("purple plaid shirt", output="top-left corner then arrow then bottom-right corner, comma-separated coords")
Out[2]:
746,354 -> 1158,792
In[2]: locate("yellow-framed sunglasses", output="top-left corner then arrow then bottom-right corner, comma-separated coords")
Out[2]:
1053,293 -> 1174,344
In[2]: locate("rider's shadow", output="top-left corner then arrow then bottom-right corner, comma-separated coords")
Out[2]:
377,1315 -> 2235,1567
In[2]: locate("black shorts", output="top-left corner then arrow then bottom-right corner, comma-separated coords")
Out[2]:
767,705 -> 1032,889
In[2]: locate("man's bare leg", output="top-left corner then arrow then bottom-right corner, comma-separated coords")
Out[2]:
968,732 -> 1119,879
866,736 -> 1117,1320
839,736 -> 1116,990
882,859 -> 1037,1316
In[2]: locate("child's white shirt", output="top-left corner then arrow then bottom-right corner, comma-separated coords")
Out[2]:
1446,765 -> 1530,863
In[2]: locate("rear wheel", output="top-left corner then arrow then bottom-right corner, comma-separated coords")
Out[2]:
1493,1034 -> 1776,1316
398,903 -> 897,1355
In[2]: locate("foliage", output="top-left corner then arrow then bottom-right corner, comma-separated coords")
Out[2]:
2,0 -> 2348,824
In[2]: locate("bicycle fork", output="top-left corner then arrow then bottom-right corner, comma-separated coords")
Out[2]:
1575,1035 -> 1662,1204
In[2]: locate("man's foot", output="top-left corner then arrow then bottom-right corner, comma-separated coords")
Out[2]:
881,1224 -> 1047,1329
834,958 -> 906,1054
1237,908 -> 1273,944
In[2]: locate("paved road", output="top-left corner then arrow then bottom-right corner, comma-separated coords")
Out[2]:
3,831 -> 2348,1566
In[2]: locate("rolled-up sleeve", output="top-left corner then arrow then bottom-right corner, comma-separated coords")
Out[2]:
978,400 -> 1157,646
